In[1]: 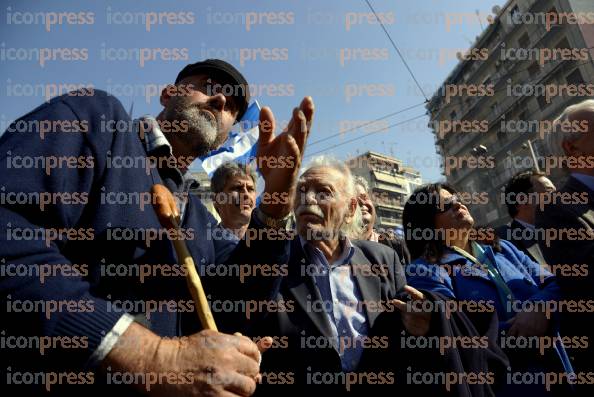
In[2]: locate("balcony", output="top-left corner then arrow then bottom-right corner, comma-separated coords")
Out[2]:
378,216 -> 400,227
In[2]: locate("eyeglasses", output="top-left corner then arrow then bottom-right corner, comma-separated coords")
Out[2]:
436,194 -> 461,213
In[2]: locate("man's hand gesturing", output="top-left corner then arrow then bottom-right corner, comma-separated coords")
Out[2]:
391,285 -> 432,336
257,97 -> 314,219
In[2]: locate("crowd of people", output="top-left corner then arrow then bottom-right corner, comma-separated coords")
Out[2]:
0,58 -> 593,396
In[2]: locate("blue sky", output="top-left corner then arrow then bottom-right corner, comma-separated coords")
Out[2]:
0,0 -> 507,181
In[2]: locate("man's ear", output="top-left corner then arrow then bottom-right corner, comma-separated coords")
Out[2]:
160,84 -> 177,107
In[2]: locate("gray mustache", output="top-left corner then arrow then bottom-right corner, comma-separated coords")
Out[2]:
295,205 -> 324,218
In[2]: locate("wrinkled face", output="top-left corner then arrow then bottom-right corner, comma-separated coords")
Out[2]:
294,167 -> 354,240
355,184 -> 376,227
161,74 -> 239,157
215,174 -> 256,224
434,189 -> 474,231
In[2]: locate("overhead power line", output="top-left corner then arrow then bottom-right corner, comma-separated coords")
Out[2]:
304,113 -> 427,158
364,0 -> 429,102
307,101 -> 426,147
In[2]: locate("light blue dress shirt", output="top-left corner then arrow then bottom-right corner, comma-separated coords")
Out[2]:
299,236 -> 369,372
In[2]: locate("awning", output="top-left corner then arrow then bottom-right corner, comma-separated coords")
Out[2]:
372,171 -> 408,191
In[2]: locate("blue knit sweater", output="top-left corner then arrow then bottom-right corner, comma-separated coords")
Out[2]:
0,90 -> 287,377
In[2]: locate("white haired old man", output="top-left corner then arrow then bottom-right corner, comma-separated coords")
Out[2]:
213,156 -> 437,396
536,98 -> 594,379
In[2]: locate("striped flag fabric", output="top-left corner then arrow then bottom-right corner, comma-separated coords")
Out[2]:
199,101 -> 261,177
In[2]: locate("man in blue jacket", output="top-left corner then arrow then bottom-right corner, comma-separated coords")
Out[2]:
0,59 -> 314,396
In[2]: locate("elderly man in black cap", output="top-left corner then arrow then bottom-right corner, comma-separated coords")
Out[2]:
0,59 -> 314,397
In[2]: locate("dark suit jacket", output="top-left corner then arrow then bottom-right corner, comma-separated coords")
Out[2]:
378,234 -> 412,264
536,176 -> 594,376
496,219 -> 547,266
213,238 -> 508,397
213,238 -> 406,396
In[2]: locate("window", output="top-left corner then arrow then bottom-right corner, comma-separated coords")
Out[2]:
527,62 -> 540,77
449,110 -> 457,120
518,32 -> 530,49
537,79 -> 555,109
547,7 -> 559,28
510,5 -> 521,22
566,69 -> 585,85
497,128 -> 507,142
490,101 -> 500,116
556,37 -> 571,50
465,97 -> 472,111
537,94 -> 549,110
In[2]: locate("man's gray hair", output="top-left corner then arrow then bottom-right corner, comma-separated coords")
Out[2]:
211,161 -> 257,193
353,175 -> 369,194
300,156 -> 363,237
547,99 -> 594,160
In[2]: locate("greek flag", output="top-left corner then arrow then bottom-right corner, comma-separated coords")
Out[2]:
199,101 -> 261,177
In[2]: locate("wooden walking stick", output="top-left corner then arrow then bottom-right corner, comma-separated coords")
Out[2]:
151,184 -> 218,331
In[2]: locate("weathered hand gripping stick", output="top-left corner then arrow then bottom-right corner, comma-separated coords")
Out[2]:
151,183 -> 218,331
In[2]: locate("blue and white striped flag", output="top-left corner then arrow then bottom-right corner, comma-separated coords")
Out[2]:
199,101 -> 261,177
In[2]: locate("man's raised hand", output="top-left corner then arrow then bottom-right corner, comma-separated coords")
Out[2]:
257,97 -> 314,219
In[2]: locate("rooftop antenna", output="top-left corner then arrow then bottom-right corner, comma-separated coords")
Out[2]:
462,35 -> 475,47
475,10 -> 484,31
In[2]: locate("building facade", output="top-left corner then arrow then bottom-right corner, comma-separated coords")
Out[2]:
427,0 -> 594,226
189,170 -> 220,222
348,151 -> 422,232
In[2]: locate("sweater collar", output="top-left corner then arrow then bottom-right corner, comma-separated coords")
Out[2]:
136,116 -> 187,186
137,115 -> 173,157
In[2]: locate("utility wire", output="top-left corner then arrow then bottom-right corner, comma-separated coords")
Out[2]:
364,0 -> 429,102
304,58 -> 592,159
308,36 -> 594,146
304,113 -> 427,158
307,101 -> 426,147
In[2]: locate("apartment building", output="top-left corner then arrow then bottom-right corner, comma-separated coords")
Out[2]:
348,151 -> 422,232
427,0 -> 594,226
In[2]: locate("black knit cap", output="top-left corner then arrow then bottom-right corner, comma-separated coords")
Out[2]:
175,59 -> 250,122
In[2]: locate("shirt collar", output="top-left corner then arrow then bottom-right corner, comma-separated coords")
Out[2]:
137,115 -> 173,157
514,218 -> 535,230
441,242 -> 488,264
299,235 -> 355,267
215,223 -> 240,242
440,241 -> 472,263
136,115 -> 193,187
